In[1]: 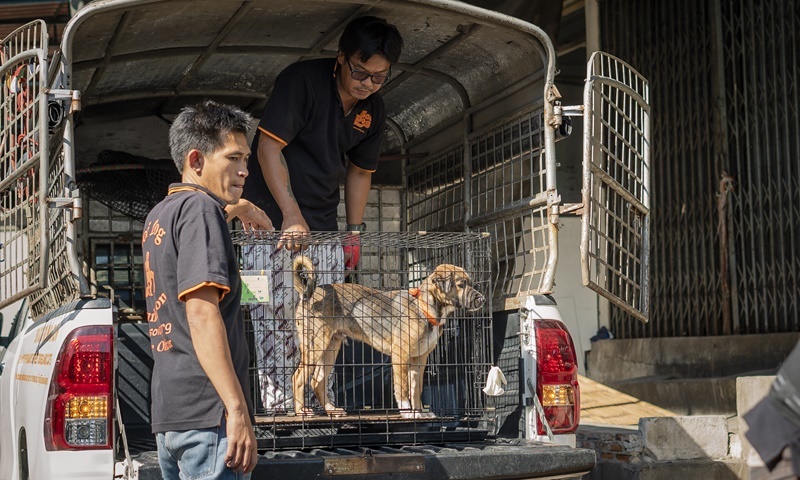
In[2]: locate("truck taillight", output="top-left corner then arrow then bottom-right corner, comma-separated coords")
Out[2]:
45,326 -> 113,450
535,319 -> 580,435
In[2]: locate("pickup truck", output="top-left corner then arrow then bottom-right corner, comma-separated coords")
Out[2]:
0,0 -> 651,478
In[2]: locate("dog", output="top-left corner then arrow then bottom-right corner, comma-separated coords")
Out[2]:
290,255 -> 485,418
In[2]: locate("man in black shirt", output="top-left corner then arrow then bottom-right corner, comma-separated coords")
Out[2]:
242,15 -> 403,247
144,100 -> 271,479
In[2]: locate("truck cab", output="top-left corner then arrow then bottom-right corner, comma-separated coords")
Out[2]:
0,1 -> 650,478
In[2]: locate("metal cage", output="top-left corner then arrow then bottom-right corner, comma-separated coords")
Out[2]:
231,231 -> 496,449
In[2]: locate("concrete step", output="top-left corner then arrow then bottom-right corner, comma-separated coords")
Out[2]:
585,458 -> 747,480
578,416 -> 747,479
586,334 -> 798,384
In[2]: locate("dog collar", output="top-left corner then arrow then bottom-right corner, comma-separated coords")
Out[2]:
408,288 -> 442,327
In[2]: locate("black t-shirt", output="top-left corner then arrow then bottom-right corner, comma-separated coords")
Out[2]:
242,58 -> 386,231
143,183 -> 253,433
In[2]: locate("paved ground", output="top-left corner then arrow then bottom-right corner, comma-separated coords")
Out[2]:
579,375 -> 675,426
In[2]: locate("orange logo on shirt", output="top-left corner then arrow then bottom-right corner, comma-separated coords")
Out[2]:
354,110 -> 372,130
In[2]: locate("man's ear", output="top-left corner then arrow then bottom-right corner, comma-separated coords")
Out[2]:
187,149 -> 203,174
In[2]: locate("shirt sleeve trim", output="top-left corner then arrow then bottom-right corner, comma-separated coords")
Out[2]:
258,127 -> 288,147
348,160 -> 377,173
178,281 -> 231,302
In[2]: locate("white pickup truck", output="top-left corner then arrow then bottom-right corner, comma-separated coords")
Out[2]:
0,1 -> 650,479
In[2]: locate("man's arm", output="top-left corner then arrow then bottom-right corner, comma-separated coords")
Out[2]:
185,286 -> 258,474
344,162 -> 372,226
343,163 -> 372,268
257,132 -> 309,249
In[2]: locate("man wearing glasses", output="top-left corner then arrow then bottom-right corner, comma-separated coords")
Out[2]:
241,16 -> 403,413
243,15 -> 403,246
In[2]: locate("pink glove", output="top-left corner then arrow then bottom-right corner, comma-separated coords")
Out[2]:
343,234 -> 361,270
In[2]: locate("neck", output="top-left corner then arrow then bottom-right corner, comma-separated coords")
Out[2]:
337,75 -> 358,114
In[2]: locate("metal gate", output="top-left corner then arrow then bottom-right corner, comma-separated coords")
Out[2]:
601,0 -> 800,337
0,21 -> 80,318
0,21 -> 50,310
581,52 -> 650,323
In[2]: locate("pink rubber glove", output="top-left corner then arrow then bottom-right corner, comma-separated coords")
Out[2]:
343,234 -> 361,270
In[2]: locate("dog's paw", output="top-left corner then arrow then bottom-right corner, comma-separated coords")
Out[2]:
324,406 -> 348,417
400,409 -> 436,419
296,408 -> 317,417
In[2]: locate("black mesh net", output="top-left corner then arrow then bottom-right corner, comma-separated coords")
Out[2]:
76,150 -> 180,221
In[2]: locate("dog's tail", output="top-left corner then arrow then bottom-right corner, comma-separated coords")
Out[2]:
292,255 -> 316,299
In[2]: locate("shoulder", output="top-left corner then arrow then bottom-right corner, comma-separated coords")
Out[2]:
365,92 -> 385,114
166,190 -> 227,227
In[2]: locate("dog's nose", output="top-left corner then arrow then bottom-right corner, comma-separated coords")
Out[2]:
473,292 -> 485,308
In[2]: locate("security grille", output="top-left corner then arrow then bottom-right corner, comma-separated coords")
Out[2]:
581,52 -> 650,323
233,231 -> 495,449
601,0 -> 800,337
721,0 -> 800,334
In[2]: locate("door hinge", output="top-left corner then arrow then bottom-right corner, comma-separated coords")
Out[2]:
46,88 -> 81,112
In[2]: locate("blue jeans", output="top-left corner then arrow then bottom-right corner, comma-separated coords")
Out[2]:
156,420 -> 253,480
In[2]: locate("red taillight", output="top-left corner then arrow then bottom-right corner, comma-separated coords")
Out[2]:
535,319 -> 580,435
44,326 -> 114,450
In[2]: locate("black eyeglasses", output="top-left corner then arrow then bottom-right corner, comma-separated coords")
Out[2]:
345,58 -> 390,85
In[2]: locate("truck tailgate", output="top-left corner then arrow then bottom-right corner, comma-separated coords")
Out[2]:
130,439 -> 595,480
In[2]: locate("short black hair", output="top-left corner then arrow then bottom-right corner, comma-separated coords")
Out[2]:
169,100 -> 252,172
338,16 -> 403,65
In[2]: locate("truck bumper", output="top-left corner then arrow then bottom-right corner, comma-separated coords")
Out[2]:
131,439 -> 595,480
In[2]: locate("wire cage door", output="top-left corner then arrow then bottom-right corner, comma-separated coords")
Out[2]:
232,231 -> 495,449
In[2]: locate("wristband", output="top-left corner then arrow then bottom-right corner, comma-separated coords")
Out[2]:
346,222 -> 367,232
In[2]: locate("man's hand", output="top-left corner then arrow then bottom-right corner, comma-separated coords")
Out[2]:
226,198 -> 274,232
224,408 -> 258,474
277,211 -> 310,252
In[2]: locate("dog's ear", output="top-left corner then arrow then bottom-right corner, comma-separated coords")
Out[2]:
434,273 -> 453,294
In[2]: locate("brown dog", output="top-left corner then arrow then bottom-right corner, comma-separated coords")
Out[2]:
291,256 -> 485,418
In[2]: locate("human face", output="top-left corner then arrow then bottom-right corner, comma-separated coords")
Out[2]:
191,131 -> 250,204
337,52 -> 391,101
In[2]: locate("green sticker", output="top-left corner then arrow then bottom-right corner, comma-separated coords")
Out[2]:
240,272 -> 269,304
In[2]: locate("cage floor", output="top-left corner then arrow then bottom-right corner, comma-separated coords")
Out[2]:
254,412 -> 490,449
255,412 -> 452,425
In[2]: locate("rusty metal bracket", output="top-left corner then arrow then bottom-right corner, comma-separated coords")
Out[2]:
323,454 -> 425,476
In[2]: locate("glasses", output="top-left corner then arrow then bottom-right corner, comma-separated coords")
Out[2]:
345,58 -> 390,85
